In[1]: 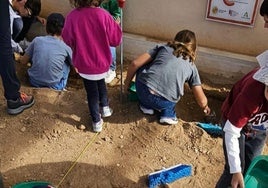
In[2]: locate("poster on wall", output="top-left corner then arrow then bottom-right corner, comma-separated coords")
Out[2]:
206,0 -> 259,27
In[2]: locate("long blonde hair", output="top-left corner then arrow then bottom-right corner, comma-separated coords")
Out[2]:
167,29 -> 197,63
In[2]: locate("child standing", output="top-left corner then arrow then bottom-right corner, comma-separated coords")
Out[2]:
20,13 -> 72,91
62,0 -> 122,132
100,0 -> 121,83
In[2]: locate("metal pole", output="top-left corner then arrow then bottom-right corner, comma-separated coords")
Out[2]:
120,8 -> 123,101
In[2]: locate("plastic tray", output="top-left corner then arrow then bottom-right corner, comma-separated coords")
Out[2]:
244,155 -> 268,188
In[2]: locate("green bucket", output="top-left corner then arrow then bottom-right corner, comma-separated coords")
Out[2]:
128,81 -> 138,101
12,181 -> 53,188
244,155 -> 268,188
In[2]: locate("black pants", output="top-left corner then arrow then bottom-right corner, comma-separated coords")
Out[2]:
0,0 -> 20,100
83,78 -> 109,123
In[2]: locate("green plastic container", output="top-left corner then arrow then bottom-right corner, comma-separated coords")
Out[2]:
128,81 -> 138,101
12,181 -> 52,188
244,155 -> 268,188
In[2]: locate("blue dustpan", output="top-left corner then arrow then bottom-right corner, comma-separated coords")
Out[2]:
244,155 -> 268,188
196,123 -> 223,136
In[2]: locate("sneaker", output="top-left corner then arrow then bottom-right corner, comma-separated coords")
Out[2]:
19,38 -> 31,51
159,117 -> 178,125
105,70 -> 116,83
7,93 -> 35,115
100,106 -> 113,117
139,105 -> 154,115
93,119 -> 103,132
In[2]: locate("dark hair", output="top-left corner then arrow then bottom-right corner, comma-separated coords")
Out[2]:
69,0 -> 104,8
167,29 -> 197,63
25,0 -> 41,17
46,13 -> 65,36
260,0 -> 268,16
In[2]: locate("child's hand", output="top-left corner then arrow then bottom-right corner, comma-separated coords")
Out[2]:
204,110 -> 217,124
37,16 -> 47,25
115,17 -> 121,24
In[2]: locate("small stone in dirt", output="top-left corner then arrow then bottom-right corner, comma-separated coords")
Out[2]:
78,124 -> 86,130
96,141 -> 102,145
20,127 -> 26,132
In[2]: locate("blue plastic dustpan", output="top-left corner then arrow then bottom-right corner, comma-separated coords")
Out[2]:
244,155 -> 268,188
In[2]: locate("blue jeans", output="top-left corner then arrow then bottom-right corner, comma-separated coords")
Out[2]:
83,78 -> 109,123
12,17 -> 23,40
215,119 -> 267,188
29,64 -> 70,91
135,80 -> 177,118
0,0 -> 21,101
109,46 -> 116,71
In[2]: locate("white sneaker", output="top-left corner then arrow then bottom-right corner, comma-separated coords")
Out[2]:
159,117 -> 178,125
139,105 -> 154,115
19,38 -> 31,51
101,106 -> 113,117
105,70 -> 116,83
93,119 -> 103,132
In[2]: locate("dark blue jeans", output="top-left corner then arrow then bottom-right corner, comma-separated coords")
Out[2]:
135,80 -> 177,118
83,78 -> 109,123
12,17 -> 23,41
0,0 -> 21,101
109,46 -> 116,71
215,119 -> 267,188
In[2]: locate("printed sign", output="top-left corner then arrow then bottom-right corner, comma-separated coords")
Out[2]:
206,0 -> 259,27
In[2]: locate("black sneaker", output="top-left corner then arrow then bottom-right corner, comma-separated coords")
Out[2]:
7,92 -> 35,115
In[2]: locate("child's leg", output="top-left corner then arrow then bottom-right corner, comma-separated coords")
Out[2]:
136,80 -> 176,118
51,65 -> 70,90
98,79 -> 109,107
244,131 -> 267,173
12,18 -> 23,41
83,79 -> 101,123
109,47 -> 116,71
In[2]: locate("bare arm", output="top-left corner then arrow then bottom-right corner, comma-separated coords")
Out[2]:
19,53 -> 30,65
192,85 -> 210,115
124,53 -> 152,92
36,16 -> 47,25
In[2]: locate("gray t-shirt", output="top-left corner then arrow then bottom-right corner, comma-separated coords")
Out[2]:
137,45 -> 201,103
26,36 -> 72,86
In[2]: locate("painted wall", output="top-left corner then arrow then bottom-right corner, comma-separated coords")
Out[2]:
40,0 -> 267,57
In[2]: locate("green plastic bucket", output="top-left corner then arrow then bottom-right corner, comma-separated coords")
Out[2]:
128,81 -> 138,101
244,155 -> 268,188
12,181 -> 53,188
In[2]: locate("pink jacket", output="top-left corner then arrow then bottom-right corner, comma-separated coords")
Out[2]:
62,7 -> 122,74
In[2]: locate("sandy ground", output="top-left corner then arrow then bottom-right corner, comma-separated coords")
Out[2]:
0,62 -> 267,188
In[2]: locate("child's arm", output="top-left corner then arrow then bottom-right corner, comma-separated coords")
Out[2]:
192,85 -> 210,115
124,53 -> 152,92
36,16 -> 47,25
19,53 -> 30,65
